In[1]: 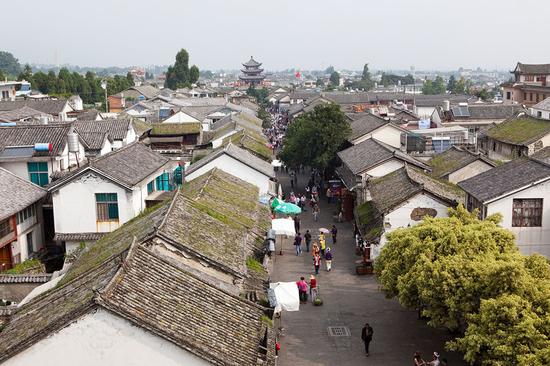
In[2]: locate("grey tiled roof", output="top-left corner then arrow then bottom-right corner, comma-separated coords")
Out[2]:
532,97 -> 550,111
73,119 -> 131,140
0,124 -> 72,156
130,85 -> 161,99
0,168 -> 46,221
428,146 -> 495,179
75,109 -> 100,121
466,104 -> 524,120
98,245 -> 268,366
349,113 -> 389,140
337,138 -> 429,175
458,158 -> 550,202
53,232 -> 106,242
186,143 -> 275,178
78,132 -> 109,150
48,142 -> 170,190
0,99 -> 69,115
178,105 -> 224,121
0,107 -> 48,121
91,142 -> 169,186
0,274 -> 52,284
515,62 -> 550,74
369,165 -> 463,215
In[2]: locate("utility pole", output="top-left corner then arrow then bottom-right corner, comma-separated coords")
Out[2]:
101,80 -> 108,112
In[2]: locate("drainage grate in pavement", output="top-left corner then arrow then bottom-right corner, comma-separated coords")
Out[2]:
328,326 -> 350,337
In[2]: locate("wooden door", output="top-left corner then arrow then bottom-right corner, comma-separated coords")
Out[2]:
0,244 -> 13,271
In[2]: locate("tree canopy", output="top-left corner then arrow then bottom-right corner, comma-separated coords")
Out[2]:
376,205 -> 550,365
18,65 -> 133,106
279,104 -> 350,170
350,63 -> 375,91
381,73 -> 414,87
0,51 -> 21,76
164,49 -> 199,89
329,71 -> 340,86
422,76 -> 446,95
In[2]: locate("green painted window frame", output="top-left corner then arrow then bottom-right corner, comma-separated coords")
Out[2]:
95,193 -> 119,221
27,162 -> 49,187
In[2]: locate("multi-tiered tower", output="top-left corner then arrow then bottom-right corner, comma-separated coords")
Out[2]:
239,56 -> 265,86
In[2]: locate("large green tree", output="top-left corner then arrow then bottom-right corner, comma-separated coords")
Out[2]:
422,76 -> 446,95
376,205 -> 550,365
329,71 -> 340,86
279,104 -> 350,170
165,49 -> 199,89
350,63 -> 375,90
0,51 -> 21,76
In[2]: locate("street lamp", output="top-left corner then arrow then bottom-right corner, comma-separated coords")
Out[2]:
101,80 -> 108,112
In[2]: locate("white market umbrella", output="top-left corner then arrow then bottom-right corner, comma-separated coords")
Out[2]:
278,184 -> 283,199
271,218 -> 296,236
271,159 -> 283,167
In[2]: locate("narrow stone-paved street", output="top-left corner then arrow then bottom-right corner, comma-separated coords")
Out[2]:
270,169 -> 466,366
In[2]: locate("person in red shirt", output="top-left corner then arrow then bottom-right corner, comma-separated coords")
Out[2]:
313,253 -> 321,274
309,275 -> 318,302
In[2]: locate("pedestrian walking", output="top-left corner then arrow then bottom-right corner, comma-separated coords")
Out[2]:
294,216 -> 300,233
300,195 -> 307,211
309,275 -> 317,302
427,352 -> 441,366
313,252 -> 321,274
414,351 -> 426,366
296,277 -> 308,303
313,203 -> 320,222
331,225 -> 338,244
325,247 -> 333,271
290,171 -> 295,188
294,232 -> 302,255
304,230 -> 312,252
326,187 -> 332,203
312,242 -> 320,258
361,322 -> 374,356
319,234 -> 326,257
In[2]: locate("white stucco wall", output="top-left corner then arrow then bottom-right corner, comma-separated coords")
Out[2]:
374,193 -> 450,258
3,309 -> 211,366
353,125 -> 402,148
364,159 -> 404,178
52,173 -> 131,234
186,154 -> 269,194
414,106 -> 436,119
447,160 -> 493,184
99,139 -> 113,156
486,179 -> 550,257
163,111 -> 200,124
52,162 -> 179,237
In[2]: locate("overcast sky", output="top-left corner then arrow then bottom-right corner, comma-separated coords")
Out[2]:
3,0 -> 549,71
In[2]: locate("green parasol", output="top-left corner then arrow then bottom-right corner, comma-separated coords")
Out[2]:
274,202 -> 302,215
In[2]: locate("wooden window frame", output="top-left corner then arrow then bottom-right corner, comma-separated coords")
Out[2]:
512,198 -> 543,227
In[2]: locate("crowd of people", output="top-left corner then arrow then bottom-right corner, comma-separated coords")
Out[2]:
265,110 -> 288,150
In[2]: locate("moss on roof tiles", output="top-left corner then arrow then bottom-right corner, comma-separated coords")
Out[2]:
429,154 -> 462,178
486,117 -> 550,144
151,122 -> 201,135
223,130 -> 272,161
